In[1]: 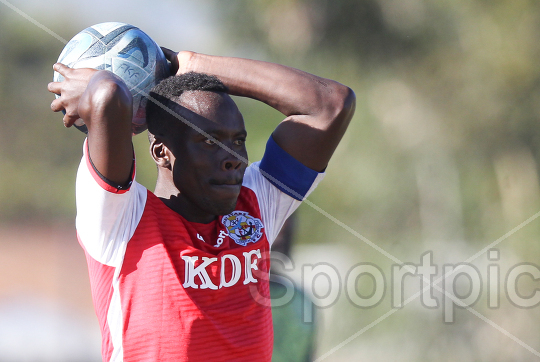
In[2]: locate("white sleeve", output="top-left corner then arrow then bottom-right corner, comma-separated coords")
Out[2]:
75,139 -> 147,266
242,136 -> 325,245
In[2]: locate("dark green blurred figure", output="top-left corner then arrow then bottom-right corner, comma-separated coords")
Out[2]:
270,214 -> 316,362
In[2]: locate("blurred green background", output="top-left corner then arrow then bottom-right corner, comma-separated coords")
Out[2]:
1,0 -> 540,361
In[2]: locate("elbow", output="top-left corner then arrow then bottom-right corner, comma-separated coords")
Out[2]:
84,71 -> 133,120
340,86 -> 356,121
92,75 -> 132,112
77,70 -> 133,136
326,84 -> 356,131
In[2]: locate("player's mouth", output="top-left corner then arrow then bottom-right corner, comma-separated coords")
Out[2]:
209,178 -> 243,193
210,177 -> 242,185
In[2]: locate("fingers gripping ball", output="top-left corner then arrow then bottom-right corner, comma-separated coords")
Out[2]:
53,22 -> 169,134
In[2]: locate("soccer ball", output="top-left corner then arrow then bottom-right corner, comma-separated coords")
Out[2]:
53,22 -> 169,134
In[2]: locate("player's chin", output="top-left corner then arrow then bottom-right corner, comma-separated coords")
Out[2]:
206,186 -> 240,214
212,198 -> 239,216
198,193 -> 238,217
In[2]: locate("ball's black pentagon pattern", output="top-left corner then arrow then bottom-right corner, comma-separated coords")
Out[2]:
53,22 -> 168,134
120,38 -> 150,68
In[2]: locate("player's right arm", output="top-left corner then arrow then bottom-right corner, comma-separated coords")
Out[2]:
48,63 -> 133,186
48,64 -> 146,265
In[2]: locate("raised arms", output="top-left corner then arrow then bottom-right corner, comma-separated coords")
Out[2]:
48,64 -> 134,186
162,49 -> 356,172
48,49 -> 355,184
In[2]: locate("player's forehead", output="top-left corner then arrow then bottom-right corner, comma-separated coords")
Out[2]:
178,90 -> 233,116
173,90 -> 245,135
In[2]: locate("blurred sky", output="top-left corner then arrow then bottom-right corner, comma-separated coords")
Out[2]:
14,0 -> 221,53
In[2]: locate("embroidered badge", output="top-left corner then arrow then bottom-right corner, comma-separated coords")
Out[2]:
222,211 -> 264,246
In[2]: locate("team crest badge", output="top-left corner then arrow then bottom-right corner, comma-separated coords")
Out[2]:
222,211 -> 264,246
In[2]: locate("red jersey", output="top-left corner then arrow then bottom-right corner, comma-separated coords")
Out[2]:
76,136 -> 324,361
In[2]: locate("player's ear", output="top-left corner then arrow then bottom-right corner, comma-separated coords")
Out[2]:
150,137 -> 172,169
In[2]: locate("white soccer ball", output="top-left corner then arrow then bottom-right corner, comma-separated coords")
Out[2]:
53,22 -> 169,134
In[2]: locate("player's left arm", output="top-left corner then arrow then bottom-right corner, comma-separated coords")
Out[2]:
163,49 -> 355,172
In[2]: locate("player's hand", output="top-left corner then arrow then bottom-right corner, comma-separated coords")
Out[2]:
48,63 -> 98,127
161,47 -> 194,76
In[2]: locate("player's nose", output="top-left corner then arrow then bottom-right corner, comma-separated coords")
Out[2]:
222,155 -> 243,171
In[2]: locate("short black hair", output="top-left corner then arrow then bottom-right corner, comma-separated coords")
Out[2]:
146,72 -> 227,139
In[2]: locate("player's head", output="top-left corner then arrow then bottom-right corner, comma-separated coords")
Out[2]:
146,72 -> 228,140
146,73 -> 248,221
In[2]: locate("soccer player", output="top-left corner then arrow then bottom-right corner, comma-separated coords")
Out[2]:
48,49 -> 355,361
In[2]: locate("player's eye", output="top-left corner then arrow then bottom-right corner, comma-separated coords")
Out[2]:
204,138 -> 216,145
233,138 -> 245,146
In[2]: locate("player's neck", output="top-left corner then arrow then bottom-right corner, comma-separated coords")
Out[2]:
160,196 -> 217,224
154,180 -> 217,224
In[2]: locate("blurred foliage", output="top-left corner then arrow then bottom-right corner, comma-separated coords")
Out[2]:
0,14 -> 83,220
215,0 -> 540,247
